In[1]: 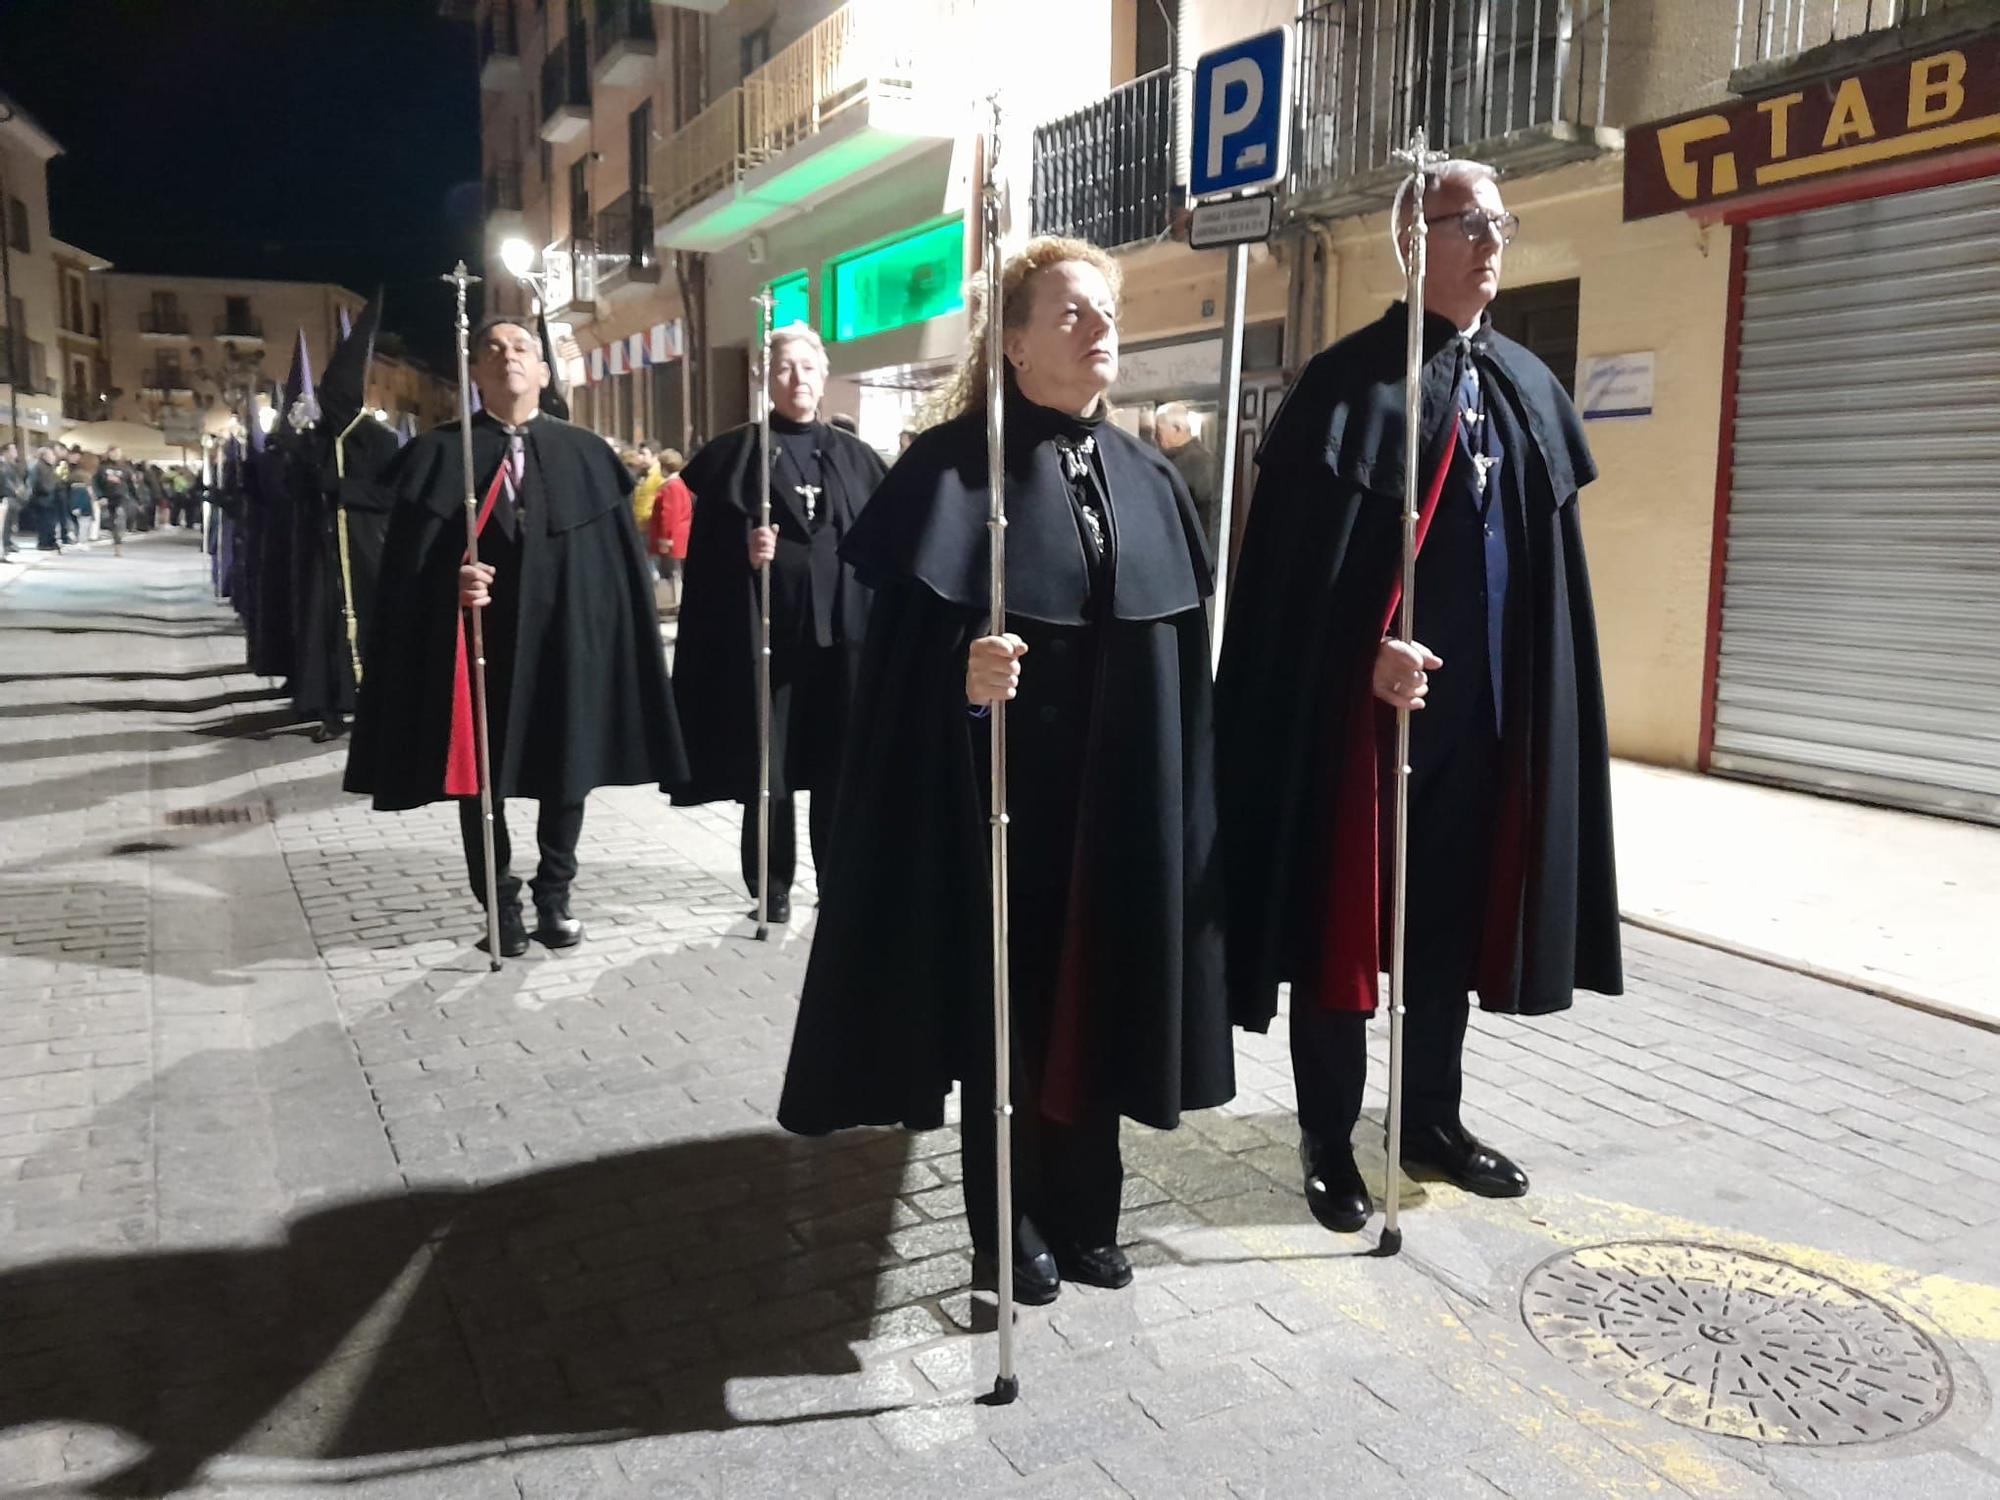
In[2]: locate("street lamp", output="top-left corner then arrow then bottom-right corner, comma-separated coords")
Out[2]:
500,236 -> 538,282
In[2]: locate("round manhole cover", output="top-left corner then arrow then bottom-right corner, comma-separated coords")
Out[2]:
1522,1241 -> 1951,1445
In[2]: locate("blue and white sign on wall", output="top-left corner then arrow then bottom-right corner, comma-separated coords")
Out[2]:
1190,28 -> 1293,199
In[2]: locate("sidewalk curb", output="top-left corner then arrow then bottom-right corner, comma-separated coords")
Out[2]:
1621,911 -> 2000,1037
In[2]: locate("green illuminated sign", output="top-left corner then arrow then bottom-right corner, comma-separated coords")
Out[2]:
768,270 -> 810,332
827,217 -> 965,343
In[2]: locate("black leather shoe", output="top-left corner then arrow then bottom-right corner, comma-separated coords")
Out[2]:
750,895 -> 791,925
972,1247 -> 1061,1306
476,903 -> 530,959
1401,1121 -> 1529,1198
1051,1241 -> 1133,1290
1302,1133 -> 1372,1233
533,902 -> 585,949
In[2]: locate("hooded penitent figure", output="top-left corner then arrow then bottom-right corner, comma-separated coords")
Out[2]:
672,321 -> 888,923
246,333 -> 311,683
285,321 -> 365,741
777,238 -> 1234,1308
1215,159 -> 1620,1237
345,314 -> 686,958
315,294 -> 399,699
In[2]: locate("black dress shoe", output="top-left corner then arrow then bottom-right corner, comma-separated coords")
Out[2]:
1051,1241 -> 1133,1290
1301,1134 -> 1372,1233
749,895 -> 791,925
533,910 -> 585,948
972,1247 -> 1061,1306
1401,1121 -> 1529,1198
476,904 -> 530,959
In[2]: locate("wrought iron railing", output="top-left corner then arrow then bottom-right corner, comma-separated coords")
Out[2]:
214,315 -> 265,339
480,1 -> 520,65
594,0 -> 655,61
1735,0 -> 1946,67
143,363 -> 191,393
1291,0 -> 1613,204
657,89 -> 745,219
541,36 -> 590,124
139,310 -> 191,336
487,162 -> 525,213
596,190 -> 661,287
1031,67 -> 1176,249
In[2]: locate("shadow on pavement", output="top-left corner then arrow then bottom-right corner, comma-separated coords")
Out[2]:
0,687 -> 284,721
0,1034 -> 922,1497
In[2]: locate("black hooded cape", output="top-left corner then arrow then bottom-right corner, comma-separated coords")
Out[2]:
776,403 -> 1234,1137
1216,304 -> 1622,1030
671,418 -> 887,804
344,413 -> 687,812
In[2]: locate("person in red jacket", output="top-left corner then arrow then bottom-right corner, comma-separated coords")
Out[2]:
648,448 -> 692,611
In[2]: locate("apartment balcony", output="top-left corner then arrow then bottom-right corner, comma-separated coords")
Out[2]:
480,2 -> 524,90
541,37 -> 592,144
1032,66 -> 1176,251
139,310 -> 193,341
596,190 -> 663,297
139,371 -> 195,396
63,392 -> 98,423
542,236 -> 602,320
1289,0 -> 1621,220
214,315 -> 266,346
1,331 -> 48,395
653,0 -> 979,253
594,0 -> 657,89
1731,0 -> 1985,91
486,162 -> 527,238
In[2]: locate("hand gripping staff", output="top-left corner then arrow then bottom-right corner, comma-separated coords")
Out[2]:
443,262 -> 503,971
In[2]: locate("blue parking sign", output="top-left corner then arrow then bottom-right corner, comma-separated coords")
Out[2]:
1191,28 -> 1292,199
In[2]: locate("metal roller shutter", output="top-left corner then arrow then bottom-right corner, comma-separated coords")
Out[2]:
1712,172 -> 2000,825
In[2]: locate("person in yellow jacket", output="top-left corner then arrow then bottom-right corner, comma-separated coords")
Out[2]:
625,445 -> 665,577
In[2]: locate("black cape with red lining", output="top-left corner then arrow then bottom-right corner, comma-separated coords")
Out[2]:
343,412 -> 686,813
670,418 -> 888,805
1216,304 -> 1622,1030
776,401 -> 1234,1136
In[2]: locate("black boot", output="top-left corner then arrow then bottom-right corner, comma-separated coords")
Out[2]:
1301,1131 -> 1372,1234
476,902 -> 530,959
533,891 -> 585,949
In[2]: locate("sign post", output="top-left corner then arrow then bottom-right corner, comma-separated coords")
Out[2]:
1190,27 -> 1291,664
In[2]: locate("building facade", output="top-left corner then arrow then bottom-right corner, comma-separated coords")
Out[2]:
93,273 -> 367,440
0,93 -> 69,445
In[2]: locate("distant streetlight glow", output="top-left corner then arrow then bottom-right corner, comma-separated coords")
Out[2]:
500,238 -> 537,279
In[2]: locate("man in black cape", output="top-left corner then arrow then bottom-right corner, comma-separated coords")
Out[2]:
315,295 -> 399,708
673,323 -> 886,922
778,242 -> 1233,1302
1216,160 -> 1621,1234
345,315 -> 686,957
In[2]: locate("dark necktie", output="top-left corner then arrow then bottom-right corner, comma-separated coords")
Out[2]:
492,429 -> 526,538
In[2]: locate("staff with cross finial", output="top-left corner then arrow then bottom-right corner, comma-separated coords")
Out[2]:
753,287 -> 776,942
443,261 -> 503,969
1378,129 -> 1450,1254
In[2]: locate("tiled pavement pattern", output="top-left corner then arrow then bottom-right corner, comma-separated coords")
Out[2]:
3,535 -> 2000,1499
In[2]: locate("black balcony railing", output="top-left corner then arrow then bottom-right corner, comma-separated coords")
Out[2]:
541,36 -> 591,123
1290,0 -> 1613,209
139,309 -> 191,336
143,365 -> 191,393
596,190 -> 660,288
594,0 -> 655,60
480,1 -> 520,64
1,330 -> 47,394
63,393 -> 96,423
215,314 -> 265,340
487,163 -> 525,213
1031,68 -> 1176,250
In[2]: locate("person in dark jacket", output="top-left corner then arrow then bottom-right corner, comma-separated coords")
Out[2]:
345,316 -> 687,957
27,446 -> 63,551
1216,159 -> 1621,1236
1153,402 -> 1221,555
778,238 -> 1234,1305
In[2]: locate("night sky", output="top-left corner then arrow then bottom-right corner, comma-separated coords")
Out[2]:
0,0 -> 483,369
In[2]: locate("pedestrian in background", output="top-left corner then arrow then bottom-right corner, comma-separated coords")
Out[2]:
0,440 -> 23,560
94,446 -> 130,556
624,445 -> 663,578
27,446 -> 63,551
65,450 -> 96,544
1153,402 -> 1222,557
648,447 -> 691,613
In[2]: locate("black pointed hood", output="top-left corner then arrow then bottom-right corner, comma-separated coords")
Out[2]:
320,291 -> 383,433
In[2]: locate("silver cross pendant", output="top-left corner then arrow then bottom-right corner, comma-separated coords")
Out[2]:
1471,453 -> 1498,495
794,483 -> 822,522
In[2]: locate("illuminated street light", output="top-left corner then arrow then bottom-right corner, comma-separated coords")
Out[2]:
500,237 -> 537,280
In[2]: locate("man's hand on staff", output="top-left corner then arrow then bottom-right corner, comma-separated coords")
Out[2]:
967,634 -> 1028,705
748,526 -> 778,568
1373,637 -> 1441,711
460,562 -> 494,610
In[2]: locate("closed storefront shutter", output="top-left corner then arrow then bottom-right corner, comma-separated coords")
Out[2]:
1712,171 -> 2000,825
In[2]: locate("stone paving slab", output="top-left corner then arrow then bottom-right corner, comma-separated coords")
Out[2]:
3,537 -> 2000,1499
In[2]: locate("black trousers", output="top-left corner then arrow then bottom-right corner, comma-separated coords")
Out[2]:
960,1065 -> 1124,1259
739,790 -> 833,905
458,798 -> 585,911
1291,697 -> 1502,1150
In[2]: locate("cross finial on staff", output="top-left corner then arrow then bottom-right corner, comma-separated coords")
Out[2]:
440,260 -> 484,290
1389,127 -> 1450,177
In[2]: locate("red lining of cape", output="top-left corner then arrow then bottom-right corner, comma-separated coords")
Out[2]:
444,462 -> 510,798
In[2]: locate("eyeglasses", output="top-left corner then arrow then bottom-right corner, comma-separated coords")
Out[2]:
1425,209 -> 1520,245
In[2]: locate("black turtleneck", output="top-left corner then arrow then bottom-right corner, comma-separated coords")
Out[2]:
769,412 -> 827,528
1006,373 -> 1113,596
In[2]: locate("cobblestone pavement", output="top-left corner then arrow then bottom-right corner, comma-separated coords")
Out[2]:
4,535 -> 2000,1500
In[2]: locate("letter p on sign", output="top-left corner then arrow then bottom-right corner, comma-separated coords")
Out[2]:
1191,28 -> 1292,199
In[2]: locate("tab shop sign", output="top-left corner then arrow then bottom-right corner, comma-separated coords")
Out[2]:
1624,36 -> 2000,220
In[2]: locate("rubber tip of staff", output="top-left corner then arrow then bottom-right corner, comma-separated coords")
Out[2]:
985,1375 -> 1020,1406
755,924 -> 770,942
488,957 -> 502,973
1375,1226 -> 1403,1257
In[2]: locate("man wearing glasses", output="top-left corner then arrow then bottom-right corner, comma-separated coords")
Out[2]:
1217,160 -> 1622,1234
